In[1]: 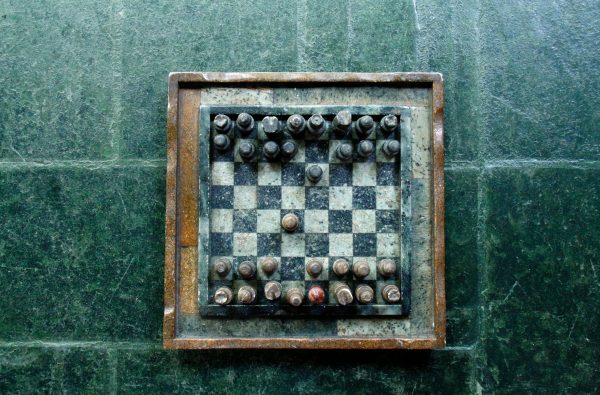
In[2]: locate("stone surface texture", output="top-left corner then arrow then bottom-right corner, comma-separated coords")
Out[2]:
0,0 -> 599,393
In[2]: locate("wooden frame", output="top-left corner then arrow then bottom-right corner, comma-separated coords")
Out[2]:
164,72 -> 445,349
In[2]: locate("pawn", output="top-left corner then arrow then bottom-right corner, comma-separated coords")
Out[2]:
238,141 -> 256,161
380,114 -> 398,134
306,165 -> 323,183
261,257 -> 278,276
238,261 -> 256,279
306,114 -> 326,137
236,113 -> 254,135
306,259 -> 323,277
263,141 -> 280,160
213,134 -> 230,151
382,139 -> 401,157
335,143 -> 353,161
287,114 -> 306,136
378,258 -> 396,277
214,258 -> 231,277
357,140 -> 374,158
281,140 -> 298,160
213,114 -> 232,133
355,115 -> 375,139
353,260 -> 370,279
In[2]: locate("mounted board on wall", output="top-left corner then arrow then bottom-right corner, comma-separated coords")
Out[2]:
164,72 -> 445,349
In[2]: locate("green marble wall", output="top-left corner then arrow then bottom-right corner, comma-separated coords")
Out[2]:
0,0 -> 598,393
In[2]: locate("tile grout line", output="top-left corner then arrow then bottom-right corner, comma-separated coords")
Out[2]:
108,0 -> 125,160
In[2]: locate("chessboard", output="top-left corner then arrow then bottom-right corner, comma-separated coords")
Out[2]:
198,105 -> 412,317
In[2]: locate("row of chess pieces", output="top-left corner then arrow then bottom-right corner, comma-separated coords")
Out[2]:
211,257 -> 401,306
211,111 -> 401,161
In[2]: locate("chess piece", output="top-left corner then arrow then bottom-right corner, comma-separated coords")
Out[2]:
236,113 -> 254,135
332,259 -> 350,276
214,287 -> 233,305
306,259 -> 323,277
378,259 -> 396,277
380,114 -> 398,134
214,258 -> 231,277
286,287 -> 304,306
308,285 -> 326,305
333,283 -> 353,305
261,257 -> 278,276
355,115 -> 375,139
356,285 -> 375,304
305,165 -> 323,183
262,116 -> 283,140
382,139 -> 401,157
238,141 -> 256,161
306,114 -> 326,137
213,134 -> 230,151
238,285 -> 256,304
287,114 -> 306,135
263,141 -> 280,160
335,143 -> 353,161
213,114 -> 232,133
281,140 -> 298,160
352,260 -> 370,278
332,110 -> 352,138
382,284 -> 401,303
357,140 -> 374,158
238,261 -> 256,279
264,281 -> 282,301
281,213 -> 299,232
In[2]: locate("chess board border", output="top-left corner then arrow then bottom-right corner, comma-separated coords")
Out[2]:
198,105 -> 411,317
164,72 -> 445,350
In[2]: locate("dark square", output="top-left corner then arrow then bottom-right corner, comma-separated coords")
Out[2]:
210,186 -> 234,209
211,141 -> 234,162
305,186 -> 329,209
280,257 -> 305,280
376,210 -> 400,232
234,162 -> 258,185
210,233 -> 233,256
329,163 -> 353,186
282,163 -> 306,186
281,210 -> 304,233
329,210 -> 352,233
352,186 -> 377,209
305,233 -> 329,256
233,209 -> 257,232
257,186 -> 281,209
305,141 -> 329,163
377,163 -> 400,186
353,233 -> 376,256
257,233 -> 281,256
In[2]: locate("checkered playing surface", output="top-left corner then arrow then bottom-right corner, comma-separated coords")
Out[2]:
208,129 -> 402,283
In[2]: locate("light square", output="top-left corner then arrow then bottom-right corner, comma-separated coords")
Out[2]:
257,210 -> 281,233
377,233 -> 401,257
352,162 -> 377,186
329,233 -> 353,256
376,186 -> 401,209
352,210 -> 376,233
233,232 -> 257,256
234,186 -> 257,209
211,162 -> 234,185
288,141 -> 306,163
329,187 -> 353,210
281,186 -> 305,209
258,162 -> 282,185
281,233 -> 305,257
304,163 -> 329,186
304,210 -> 329,233
210,209 -> 233,233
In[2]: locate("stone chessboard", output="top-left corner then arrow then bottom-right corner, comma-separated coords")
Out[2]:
198,105 -> 412,317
